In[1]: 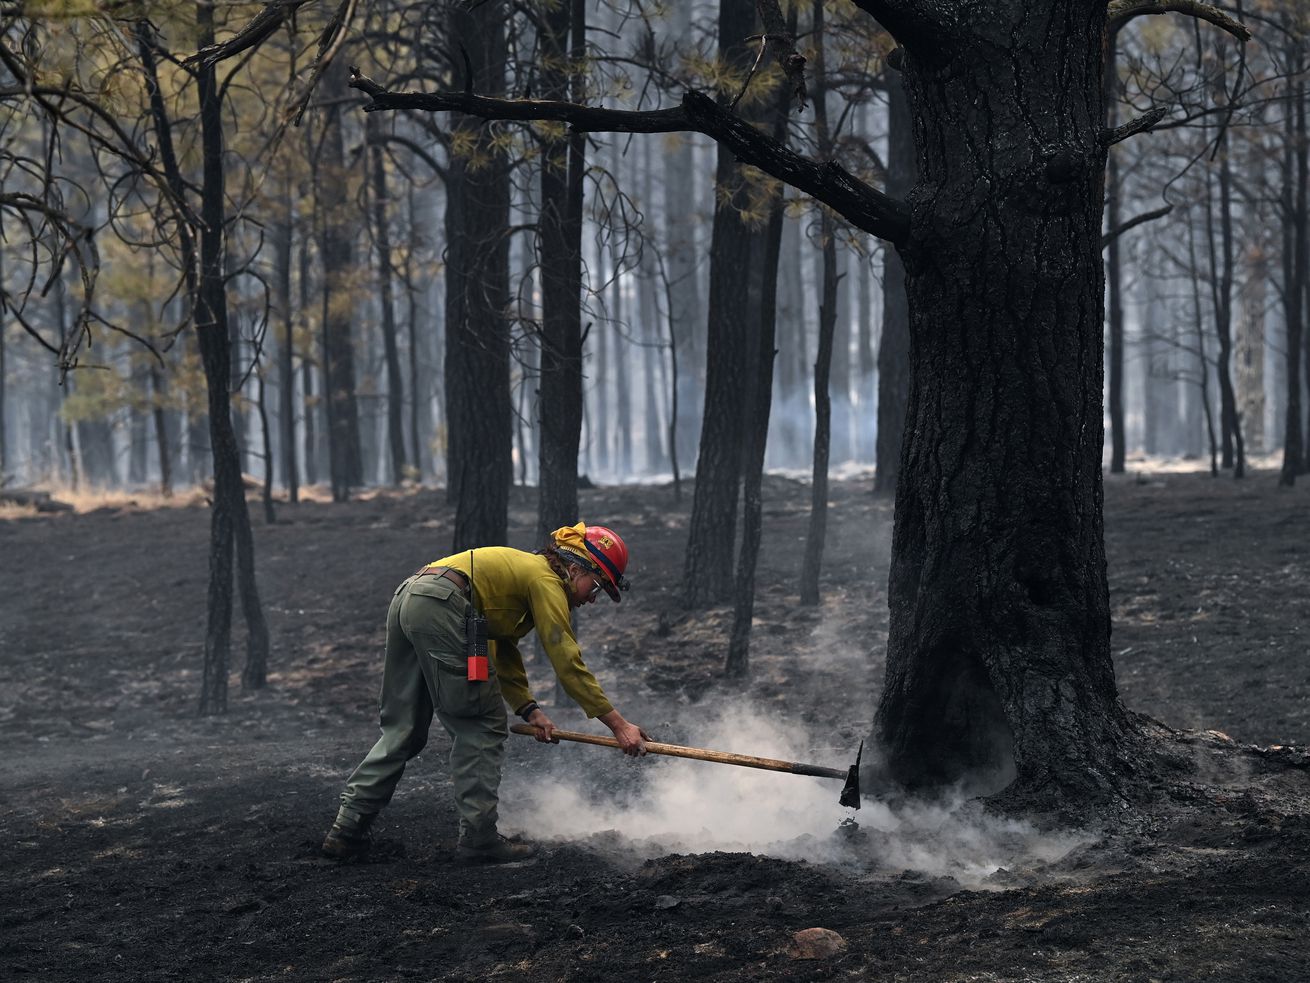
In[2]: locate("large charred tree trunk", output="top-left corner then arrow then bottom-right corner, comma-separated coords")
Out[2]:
873,78 -> 913,497
535,0 -> 585,538
876,5 -> 1135,800
445,1 -> 511,547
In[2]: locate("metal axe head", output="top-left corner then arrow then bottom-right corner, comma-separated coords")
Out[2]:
839,740 -> 863,809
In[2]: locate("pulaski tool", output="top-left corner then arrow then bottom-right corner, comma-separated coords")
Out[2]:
510,724 -> 863,809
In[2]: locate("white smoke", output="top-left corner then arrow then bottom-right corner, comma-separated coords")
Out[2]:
500,704 -> 1089,888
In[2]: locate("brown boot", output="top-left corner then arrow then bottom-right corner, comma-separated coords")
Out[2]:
321,820 -> 372,860
455,833 -> 538,866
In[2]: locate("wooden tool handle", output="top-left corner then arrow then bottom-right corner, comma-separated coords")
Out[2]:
509,723 -> 846,780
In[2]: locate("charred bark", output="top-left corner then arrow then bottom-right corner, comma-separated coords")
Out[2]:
273,170 -> 298,503
876,5 -> 1137,801
725,5 -> 794,677
1280,34 -> 1307,486
320,62 -> 363,502
873,78 -> 913,497
534,0 -> 586,538
683,0 -> 769,607
1203,105 -> 1242,476
1104,52 -> 1127,474
801,0 -> 838,608
366,114 -> 408,486
444,1 -> 511,548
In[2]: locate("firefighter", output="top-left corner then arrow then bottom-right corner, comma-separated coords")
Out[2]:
322,522 -> 648,865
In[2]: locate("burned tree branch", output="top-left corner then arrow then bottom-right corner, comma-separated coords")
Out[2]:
1102,105 -> 1170,147
349,69 -> 912,243
286,0 -> 359,126
184,0 -> 315,69
1107,0 -> 1251,42
1101,203 -> 1173,248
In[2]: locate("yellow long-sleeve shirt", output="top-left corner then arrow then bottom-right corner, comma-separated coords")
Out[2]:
429,547 -> 614,719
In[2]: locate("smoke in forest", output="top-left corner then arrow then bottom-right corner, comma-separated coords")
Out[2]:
500,704 -> 1088,888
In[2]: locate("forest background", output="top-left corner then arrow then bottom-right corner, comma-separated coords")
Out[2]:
5,1 -> 1307,511
3,2 -> 1310,979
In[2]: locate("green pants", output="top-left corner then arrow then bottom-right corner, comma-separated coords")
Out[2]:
335,573 -> 508,845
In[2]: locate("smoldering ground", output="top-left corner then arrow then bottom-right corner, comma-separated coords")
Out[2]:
498,704 -> 1091,888
3,472 -> 1308,982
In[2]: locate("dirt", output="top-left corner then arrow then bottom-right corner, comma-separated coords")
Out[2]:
1,467 -> 1308,982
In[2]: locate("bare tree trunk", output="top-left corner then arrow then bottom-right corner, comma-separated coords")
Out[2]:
724,6 -> 793,678
445,0 -> 512,547
1204,105 -> 1243,476
801,0 -> 838,608
297,181 -> 319,489
640,138 -> 665,474
367,113 -> 408,485
255,367 -> 276,524
856,230 -> 875,463
138,13 -> 268,708
664,3 -> 703,478
611,227 -> 633,479
320,61 -> 363,502
1281,29 -> 1306,485
149,364 -> 172,497
274,168 -> 299,503
1188,218 -> 1221,477
1235,244 -> 1266,456
405,187 -> 423,479
684,0 -> 769,607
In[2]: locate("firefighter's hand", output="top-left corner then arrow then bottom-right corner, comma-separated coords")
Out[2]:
526,708 -> 558,743
598,709 -> 649,756
612,721 -> 649,756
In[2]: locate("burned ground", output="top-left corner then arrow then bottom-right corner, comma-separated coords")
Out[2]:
1,469 -> 1307,981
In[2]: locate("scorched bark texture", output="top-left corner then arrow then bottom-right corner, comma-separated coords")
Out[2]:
875,2 -> 1135,799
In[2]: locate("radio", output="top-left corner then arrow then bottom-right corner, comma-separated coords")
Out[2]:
464,550 -> 489,681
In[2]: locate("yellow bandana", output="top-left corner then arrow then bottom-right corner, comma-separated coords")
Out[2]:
551,521 -> 594,567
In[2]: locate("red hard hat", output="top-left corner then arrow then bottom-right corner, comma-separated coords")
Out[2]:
584,525 -> 630,602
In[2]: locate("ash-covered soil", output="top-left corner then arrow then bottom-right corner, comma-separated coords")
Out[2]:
1,468 -> 1307,981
